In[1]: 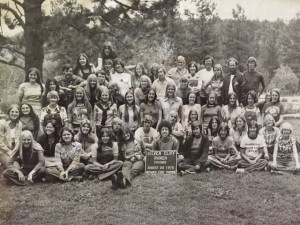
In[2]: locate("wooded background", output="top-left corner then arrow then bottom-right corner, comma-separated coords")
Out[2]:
0,0 -> 300,102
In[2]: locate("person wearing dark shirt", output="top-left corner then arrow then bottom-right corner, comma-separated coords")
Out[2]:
241,57 -> 265,106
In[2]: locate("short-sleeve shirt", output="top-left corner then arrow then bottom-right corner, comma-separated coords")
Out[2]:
110,72 -> 132,97
151,77 -> 177,99
240,135 -> 266,159
140,101 -> 162,125
160,97 -> 182,119
93,142 -> 118,164
135,127 -> 159,145
276,136 -> 295,164
212,136 -> 236,158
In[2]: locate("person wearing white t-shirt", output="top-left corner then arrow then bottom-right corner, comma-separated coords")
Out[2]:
237,120 -> 268,172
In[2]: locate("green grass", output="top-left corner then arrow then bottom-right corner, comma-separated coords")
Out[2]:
1,119 -> 300,225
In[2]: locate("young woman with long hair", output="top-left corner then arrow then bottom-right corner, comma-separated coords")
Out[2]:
19,103 -> 40,140
221,92 -> 243,128
181,92 -> 201,129
134,75 -> 152,105
73,53 -> 95,80
161,83 -> 183,120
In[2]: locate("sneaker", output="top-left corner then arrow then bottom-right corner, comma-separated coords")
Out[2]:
117,171 -> 126,188
111,174 -> 118,190
179,170 -> 187,176
206,167 -> 211,172
236,168 -> 245,173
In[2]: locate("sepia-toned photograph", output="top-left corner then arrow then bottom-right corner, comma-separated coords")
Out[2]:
0,0 -> 300,224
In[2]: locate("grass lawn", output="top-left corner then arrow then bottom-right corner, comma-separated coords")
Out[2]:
1,119 -> 300,225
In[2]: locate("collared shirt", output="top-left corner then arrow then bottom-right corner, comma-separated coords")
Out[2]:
259,127 -> 280,147
151,77 -> 177,99
166,67 -> 189,86
93,102 -> 118,127
195,69 -> 214,97
55,141 -> 83,169
160,97 -> 183,119
40,105 -> 68,125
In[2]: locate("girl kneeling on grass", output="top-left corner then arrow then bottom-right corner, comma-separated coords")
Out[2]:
178,121 -> 210,174
3,130 -> 46,186
84,128 -> 123,181
208,123 -> 240,170
269,122 -> 300,174
112,125 -> 144,189
47,127 -> 85,181
237,120 -> 268,172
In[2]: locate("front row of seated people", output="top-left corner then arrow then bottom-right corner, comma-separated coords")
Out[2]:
1,111 -> 300,187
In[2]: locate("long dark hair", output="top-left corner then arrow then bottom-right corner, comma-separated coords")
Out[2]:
20,103 -> 40,132
41,78 -> 60,107
97,127 -> 113,151
124,90 -> 139,123
43,119 -> 60,140
74,53 -> 93,74
24,68 -> 44,95
59,127 -> 75,144
145,88 -> 157,104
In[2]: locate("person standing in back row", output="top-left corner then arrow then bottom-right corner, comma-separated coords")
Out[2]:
241,57 -> 265,106
166,56 -> 189,87
221,58 -> 245,106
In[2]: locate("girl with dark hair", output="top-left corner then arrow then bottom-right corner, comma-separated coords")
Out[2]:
197,55 -> 215,106
149,63 -> 159,83
244,90 -> 262,127
184,109 -> 200,138
132,62 -> 148,89
3,130 -> 46,185
111,58 -> 133,96
74,53 -> 95,80
200,91 -> 222,130
108,82 -> 125,108
187,61 -> 201,100
101,41 -> 117,61
19,103 -> 40,139
67,87 -> 92,133
0,104 -> 22,167
84,127 -> 122,181
118,90 -> 140,132
74,119 -> 98,164
18,67 -> 45,115
139,88 -> 162,129
178,121 -> 210,174
102,59 -> 113,81
203,64 -> 224,106
40,91 -> 68,132
37,119 -> 60,169
269,122 -> 300,174
229,115 -> 248,150
206,116 -> 221,141
221,92 -> 243,128
208,123 -> 240,170
94,87 -> 118,131
152,120 -> 179,151
134,75 -> 152,105
161,83 -> 183,120
114,125 -> 144,189
262,89 -> 284,127
47,127 -> 85,181
41,78 -> 68,109
237,120 -> 268,172
181,92 -> 201,129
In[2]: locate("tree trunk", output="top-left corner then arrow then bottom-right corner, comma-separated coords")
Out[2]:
24,0 -> 45,80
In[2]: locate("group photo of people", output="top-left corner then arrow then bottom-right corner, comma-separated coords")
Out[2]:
1,44 -> 299,189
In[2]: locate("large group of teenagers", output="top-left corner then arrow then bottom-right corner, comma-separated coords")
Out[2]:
0,41 -> 299,189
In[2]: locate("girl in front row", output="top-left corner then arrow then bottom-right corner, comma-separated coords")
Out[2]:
269,122 -> 300,174
208,123 -> 240,170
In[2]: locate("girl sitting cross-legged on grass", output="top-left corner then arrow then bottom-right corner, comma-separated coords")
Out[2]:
237,120 -> 268,172
268,122 -> 300,174
112,124 -> 145,189
178,121 -> 210,174
84,127 -> 123,181
208,122 -> 240,170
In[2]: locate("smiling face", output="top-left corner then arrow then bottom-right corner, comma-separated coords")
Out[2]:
49,96 -> 58,105
79,55 -> 87,66
22,135 -> 32,148
122,132 -> 131,141
76,90 -> 84,101
62,130 -> 73,144
229,95 -> 236,106
228,60 -> 236,73
248,126 -> 257,139
140,79 -> 148,88
208,94 -> 215,105
265,118 -> 274,127
204,58 -> 213,69
219,127 -> 228,139
45,122 -> 55,135
148,90 -> 155,102
114,62 -> 123,72
167,86 -> 175,97
271,91 -> 279,103
157,68 -> 165,80
63,68 -> 73,78
189,93 -> 196,104
169,113 -> 177,124
89,78 -> 97,88
214,66 -> 222,76
98,74 -> 106,84
9,107 -> 20,120
21,104 -> 31,115
29,71 -> 38,83
161,127 -> 169,138
104,46 -> 111,56
126,92 -> 134,104
49,81 -> 57,91
235,118 -> 244,129
247,95 -> 255,106
211,119 -> 218,130
192,126 -> 201,136
81,124 -> 90,134
282,129 -> 291,138
189,64 -> 197,74
104,63 -> 112,72
136,66 -> 143,76
101,132 -> 110,144
101,92 -> 109,103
